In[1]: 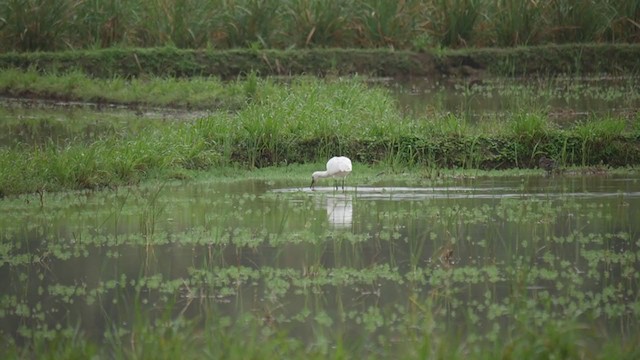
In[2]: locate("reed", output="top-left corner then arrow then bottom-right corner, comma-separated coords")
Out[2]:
431,0 -> 482,47
281,0 -> 354,48
1,0 -> 639,52
542,0 -> 616,43
489,0 -> 543,46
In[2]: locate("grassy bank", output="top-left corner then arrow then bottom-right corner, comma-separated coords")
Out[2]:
1,71 -> 639,197
2,44 -> 640,79
1,0 -> 639,52
0,67 -> 269,110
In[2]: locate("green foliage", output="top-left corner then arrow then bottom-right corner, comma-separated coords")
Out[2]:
354,0 -> 424,48
0,0 -> 76,51
282,0 -> 353,48
572,117 -> 628,166
508,112 -> 550,138
573,117 -> 626,141
32,330 -> 99,360
432,0 -> 483,47
202,314 -> 312,359
490,0 -> 543,46
0,72 -> 639,196
543,0 -> 617,43
0,67 -> 250,109
2,0 -> 640,52
6,302 -> 638,359
501,319 -> 593,360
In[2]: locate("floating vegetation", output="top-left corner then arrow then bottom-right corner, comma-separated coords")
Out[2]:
1,174 -> 639,357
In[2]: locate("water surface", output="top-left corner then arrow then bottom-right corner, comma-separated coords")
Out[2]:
1,173 -> 639,347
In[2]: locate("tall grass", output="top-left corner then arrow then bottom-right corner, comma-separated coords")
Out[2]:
353,0 -> 424,48
0,73 -> 638,196
0,0 -> 76,51
211,77 -> 409,167
1,0 -> 639,52
490,0 -> 543,46
544,0 -> 617,43
282,0 -> 354,48
431,0 -> 483,47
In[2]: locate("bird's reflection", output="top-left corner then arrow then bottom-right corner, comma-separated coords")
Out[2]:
324,194 -> 353,229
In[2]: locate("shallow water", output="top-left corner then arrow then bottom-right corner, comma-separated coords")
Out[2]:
386,75 -> 640,124
1,173 -> 639,346
1,74 -> 639,349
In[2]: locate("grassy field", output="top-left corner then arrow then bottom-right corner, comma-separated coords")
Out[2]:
1,69 -> 638,197
1,0 -> 639,52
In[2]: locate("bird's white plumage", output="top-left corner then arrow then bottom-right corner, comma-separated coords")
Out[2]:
326,156 -> 352,176
311,156 -> 352,190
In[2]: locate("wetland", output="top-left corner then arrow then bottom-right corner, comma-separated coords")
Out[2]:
1,70 -> 639,358
1,172 -> 639,358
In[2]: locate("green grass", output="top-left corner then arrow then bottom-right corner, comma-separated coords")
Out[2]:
0,67 -> 267,110
1,0 -> 638,52
0,71 -> 639,197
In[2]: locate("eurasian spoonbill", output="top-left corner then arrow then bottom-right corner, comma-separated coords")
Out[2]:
310,156 -> 352,190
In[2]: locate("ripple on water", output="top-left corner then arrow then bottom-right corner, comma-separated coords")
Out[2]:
270,185 -> 640,201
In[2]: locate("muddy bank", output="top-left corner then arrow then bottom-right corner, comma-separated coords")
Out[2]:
2,44 -> 640,79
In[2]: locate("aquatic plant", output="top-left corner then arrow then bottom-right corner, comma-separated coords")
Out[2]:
2,172 -> 640,357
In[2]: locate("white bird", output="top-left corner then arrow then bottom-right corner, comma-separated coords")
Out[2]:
310,156 -> 352,190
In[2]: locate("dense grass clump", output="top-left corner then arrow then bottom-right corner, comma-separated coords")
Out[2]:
1,0 -> 639,52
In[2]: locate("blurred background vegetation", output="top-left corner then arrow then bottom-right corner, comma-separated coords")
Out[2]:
1,0 -> 638,52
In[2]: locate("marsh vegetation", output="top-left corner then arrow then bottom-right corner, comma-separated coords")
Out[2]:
1,172 -> 639,358
1,68 -> 639,358
2,0 -> 639,52
1,69 -> 639,197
